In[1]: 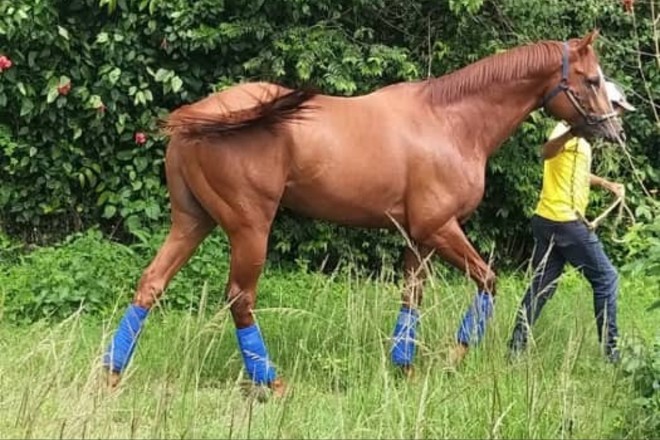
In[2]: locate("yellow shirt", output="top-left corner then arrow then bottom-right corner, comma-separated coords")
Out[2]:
535,122 -> 592,222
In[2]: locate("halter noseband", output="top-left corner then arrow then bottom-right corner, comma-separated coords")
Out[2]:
541,42 -> 618,126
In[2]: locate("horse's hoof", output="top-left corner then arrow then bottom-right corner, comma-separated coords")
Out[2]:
269,378 -> 287,399
106,370 -> 121,389
401,364 -> 415,380
448,344 -> 469,369
239,379 -> 287,402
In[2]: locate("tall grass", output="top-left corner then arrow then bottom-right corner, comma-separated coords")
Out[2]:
0,263 -> 657,439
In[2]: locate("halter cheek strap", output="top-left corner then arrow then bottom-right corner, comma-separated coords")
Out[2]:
541,41 -> 570,108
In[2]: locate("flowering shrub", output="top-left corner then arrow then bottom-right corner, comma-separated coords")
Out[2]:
0,0 -> 657,268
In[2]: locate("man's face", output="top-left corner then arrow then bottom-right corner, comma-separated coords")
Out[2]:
613,103 -> 625,116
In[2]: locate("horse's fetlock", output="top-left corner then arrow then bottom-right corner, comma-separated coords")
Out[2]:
134,278 -> 164,309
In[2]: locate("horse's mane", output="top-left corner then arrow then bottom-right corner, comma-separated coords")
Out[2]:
162,89 -> 316,139
163,41 -> 565,139
426,40 -> 563,105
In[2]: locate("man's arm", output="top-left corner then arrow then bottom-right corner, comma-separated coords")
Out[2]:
541,130 -> 573,159
590,174 -> 625,198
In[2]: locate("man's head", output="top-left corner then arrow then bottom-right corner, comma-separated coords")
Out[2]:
605,81 -> 636,114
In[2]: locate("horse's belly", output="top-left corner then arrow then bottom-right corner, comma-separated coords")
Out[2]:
281,184 -> 405,229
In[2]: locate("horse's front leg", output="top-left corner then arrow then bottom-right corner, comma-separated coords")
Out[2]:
390,244 -> 432,377
225,227 -> 285,398
422,218 -> 497,368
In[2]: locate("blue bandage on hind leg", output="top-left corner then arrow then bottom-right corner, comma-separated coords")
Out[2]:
236,324 -> 276,385
391,306 -> 420,366
456,291 -> 494,346
103,304 -> 149,373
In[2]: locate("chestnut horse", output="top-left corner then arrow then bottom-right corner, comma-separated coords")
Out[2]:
103,30 -> 623,394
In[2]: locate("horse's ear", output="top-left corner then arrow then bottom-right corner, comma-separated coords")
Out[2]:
577,29 -> 600,52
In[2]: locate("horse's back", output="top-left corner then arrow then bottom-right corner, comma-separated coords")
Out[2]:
173,82 -> 293,118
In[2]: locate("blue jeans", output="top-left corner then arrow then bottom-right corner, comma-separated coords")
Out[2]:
509,215 -> 619,358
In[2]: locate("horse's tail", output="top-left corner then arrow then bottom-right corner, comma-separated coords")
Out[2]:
161,89 -> 316,139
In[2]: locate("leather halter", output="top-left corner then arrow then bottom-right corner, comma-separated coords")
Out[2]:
541,42 -> 618,126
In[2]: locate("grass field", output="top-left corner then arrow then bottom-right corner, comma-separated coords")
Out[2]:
0,262 -> 658,439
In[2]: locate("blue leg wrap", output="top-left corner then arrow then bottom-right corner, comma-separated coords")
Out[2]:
103,304 -> 149,373
456,291 -> 494,346
391,306 -> 420,366
236,324 -> 276,385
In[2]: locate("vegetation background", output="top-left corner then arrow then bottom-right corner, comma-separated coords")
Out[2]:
0,0 -> 658,438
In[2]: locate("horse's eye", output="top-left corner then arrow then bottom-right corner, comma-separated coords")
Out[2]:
585,76 -> 601,88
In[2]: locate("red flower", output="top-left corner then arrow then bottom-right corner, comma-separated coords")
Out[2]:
58,81 -> 72,96
134,132 -> 147,145
623,0 -> 634,12
0,55 -> 13,71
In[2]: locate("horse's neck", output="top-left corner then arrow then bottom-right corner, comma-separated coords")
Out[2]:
446,77 -> 548,160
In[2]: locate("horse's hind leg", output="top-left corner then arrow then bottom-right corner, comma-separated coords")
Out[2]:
103,178 -> 214,387
221,226 -> 284,393
421,219 -> 497,367
390,244 -> 432,376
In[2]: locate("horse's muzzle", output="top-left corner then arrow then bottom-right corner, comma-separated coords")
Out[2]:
599,117 -> 626,143
578,116 -> 625,143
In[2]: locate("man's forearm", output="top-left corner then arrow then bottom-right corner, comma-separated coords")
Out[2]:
590,174 -> 606,187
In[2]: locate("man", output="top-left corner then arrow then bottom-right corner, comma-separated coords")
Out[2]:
508,81 -> 636,363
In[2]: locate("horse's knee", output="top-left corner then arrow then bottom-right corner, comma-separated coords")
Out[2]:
133,271 -> 165,309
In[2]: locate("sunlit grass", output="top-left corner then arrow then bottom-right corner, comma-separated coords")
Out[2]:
0,265 -> 657,439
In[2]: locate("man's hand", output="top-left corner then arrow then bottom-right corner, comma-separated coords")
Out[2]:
606,182 -> 625,199
591,174 -> 625,199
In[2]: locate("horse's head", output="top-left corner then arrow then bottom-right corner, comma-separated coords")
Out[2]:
542,30 -> 626,142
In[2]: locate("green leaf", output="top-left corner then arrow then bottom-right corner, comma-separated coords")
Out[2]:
117,151 -> 133,161
84,168 -> 97,187
154,68 -> 169,82
47,87 -> 59,104
96,32 -> 109,44
108,68 -> 122,85
103,205 -> 117,218
171,76 -> 183,93
19,99 -> 34,117
134,157 -> 148,172
28,52 -> 37,67
134,91 -> 145,106
97,191 -> 112,206
144,203 -> 161,220
125,215 -> 142,232
87,95 -> 103,109
57,26 -> 70,40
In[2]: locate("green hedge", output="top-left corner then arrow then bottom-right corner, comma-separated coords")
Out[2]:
1,0 -> 658,269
